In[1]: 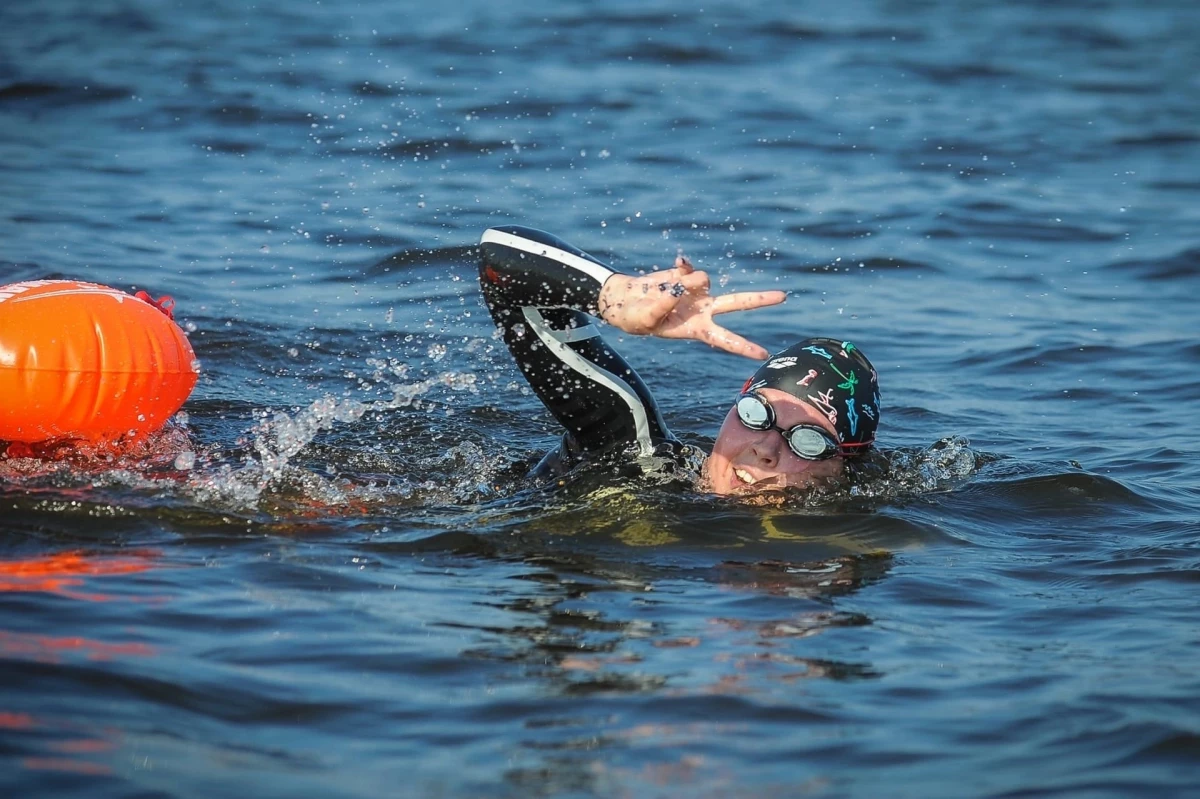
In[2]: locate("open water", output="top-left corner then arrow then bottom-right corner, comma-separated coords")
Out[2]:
2,0 -> 1199,796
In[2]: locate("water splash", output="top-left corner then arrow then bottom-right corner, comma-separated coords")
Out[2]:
852,436 -> 986,499
0,425 -> 192,484
186,370 -> 486,511
0,370 -> 501,520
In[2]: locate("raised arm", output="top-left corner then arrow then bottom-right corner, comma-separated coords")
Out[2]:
480,225 -> 786,357
479,225 -> 673,460
478,225 -> 785,465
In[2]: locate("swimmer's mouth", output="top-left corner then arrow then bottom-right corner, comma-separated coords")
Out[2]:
733,468 -> 781,490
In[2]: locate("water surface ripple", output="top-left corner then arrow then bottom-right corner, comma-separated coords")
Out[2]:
2,0 -> 1199,796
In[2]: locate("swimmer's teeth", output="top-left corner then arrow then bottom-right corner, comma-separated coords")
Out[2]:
735,468 -> 756,485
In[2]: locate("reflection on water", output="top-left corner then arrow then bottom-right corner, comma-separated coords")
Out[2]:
0,550 -> 157,781
2,705 -> 119,779
0,630 -> 155,663
0,551 -> 159,603
453,548 -> 894,796
456,546 -> 891,694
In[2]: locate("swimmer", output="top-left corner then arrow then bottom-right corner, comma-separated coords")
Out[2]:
478,226 -> 880,495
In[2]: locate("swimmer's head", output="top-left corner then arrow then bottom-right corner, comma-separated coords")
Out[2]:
743,338 -> 880,451
703,338 -> 880,495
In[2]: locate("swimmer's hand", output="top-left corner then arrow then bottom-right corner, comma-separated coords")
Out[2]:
597,256 -> 786,360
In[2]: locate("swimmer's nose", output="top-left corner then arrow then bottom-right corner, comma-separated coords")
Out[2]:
749,433 -> 780,469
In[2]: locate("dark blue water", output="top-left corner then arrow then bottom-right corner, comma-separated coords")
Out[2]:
2,0 -> 1199,796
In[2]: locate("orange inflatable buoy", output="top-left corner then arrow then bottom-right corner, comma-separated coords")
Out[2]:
0,280 -> 199,444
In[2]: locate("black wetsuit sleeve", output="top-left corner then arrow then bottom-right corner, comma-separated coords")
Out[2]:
478,225 -> 676,459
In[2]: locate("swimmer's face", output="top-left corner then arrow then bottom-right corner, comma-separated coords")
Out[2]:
703,388 -> 844,495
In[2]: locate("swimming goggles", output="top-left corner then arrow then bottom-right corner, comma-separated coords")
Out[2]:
735,391 -> 869,460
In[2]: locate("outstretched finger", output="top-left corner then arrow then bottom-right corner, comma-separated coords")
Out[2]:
674,254 -> 694,273
710,290 -> 787,315
702,324 -> 770,360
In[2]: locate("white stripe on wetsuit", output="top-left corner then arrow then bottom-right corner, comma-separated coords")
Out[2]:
480,228 -> 615,286
521,307 -> 653,458
536,322 -> 601,344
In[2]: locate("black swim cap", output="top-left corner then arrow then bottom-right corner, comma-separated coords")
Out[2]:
742,337 -> 880,451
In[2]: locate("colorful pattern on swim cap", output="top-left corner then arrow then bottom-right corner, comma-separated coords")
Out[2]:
742,337 -> 880,450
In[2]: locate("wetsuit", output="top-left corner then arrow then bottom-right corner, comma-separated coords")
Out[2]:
478,225 -> 694,480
